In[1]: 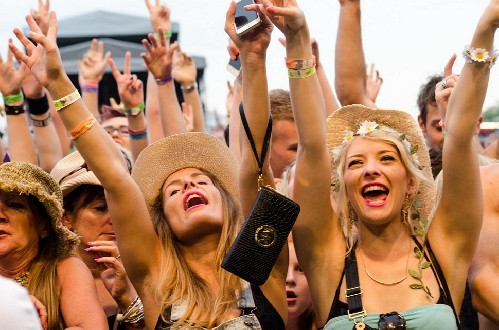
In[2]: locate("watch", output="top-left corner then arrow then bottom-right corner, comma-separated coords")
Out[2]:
181,82 -> 198,94
124,102 -> 145,116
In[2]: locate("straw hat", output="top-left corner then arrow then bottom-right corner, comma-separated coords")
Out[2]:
0,162 -> 78,258
132,132 -> 239,210
326,104 -> 435,222
50,150 -> 101,197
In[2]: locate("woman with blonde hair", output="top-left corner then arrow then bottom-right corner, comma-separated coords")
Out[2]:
10,11 -> 287,329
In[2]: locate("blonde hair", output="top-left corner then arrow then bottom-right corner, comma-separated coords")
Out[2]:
334,133 -> 432,252
151,172 -> 243,328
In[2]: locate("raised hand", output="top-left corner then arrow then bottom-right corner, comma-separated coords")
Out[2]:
140,28 -> 178,80
366,63 -> 383,103
247,0 -> 306,38
0,40 -> 29,96
30,0 -> 50,36
9,12 -> 65,88
435,54 -> 458,129
172,45 -> 197,86
108,52 -> 144,109
145,0 -> 172,34
77,39 -> 111,86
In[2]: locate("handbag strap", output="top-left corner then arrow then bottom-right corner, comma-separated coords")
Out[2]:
344,247 -> 367,323
239,102 -> 273,187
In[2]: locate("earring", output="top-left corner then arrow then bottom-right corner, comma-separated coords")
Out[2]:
401,194 -> 410,223
348,202 -> 357,225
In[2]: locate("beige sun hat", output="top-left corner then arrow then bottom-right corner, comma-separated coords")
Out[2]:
0,162 -> 79,258
50,150 -> 101,197
132,132 -> 239,211
326,104 -> 436,222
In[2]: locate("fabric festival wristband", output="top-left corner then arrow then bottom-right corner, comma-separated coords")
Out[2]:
156,31 -> 172,39
4,104 -> 25,115
288,67 -> 316,79
26,95 -> 49,115
30,113 -> 52,127
285,56 -> 316,70
124,102 -> 145,115
156,75 -> 173,85
81,86 -> 99,93
54,90 -> 81,111
67,115 -> 97,140
3,91 -> 24,104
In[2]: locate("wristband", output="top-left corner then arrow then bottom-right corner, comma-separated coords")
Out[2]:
3,91 -> 24,104
156,75 -> 173,85
128,128 -> 148,140
124,102 -> 145,116
156,31 -> 172,39
180,82 -> 198,94
26,95 -> 49,115
285,56 -> 316,70
288,67 -> 316,79
30,113 -> 52,127
67,115 -> 97,140
54,90 -> 81,111
5,104 -> 25,115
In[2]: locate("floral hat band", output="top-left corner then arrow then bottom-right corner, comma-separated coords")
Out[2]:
332,120 -> 420,164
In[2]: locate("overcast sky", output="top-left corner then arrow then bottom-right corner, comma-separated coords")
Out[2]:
1,0 -> 498,124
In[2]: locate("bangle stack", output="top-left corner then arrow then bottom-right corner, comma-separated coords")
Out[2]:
462,45 -> 498,68
116,296 -> 144,325
286,57 -> 316,79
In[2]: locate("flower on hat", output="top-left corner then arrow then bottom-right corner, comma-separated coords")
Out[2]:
357,121 -> 378,135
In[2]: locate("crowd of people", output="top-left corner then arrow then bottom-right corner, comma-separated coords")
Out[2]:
0,0 -> 497,329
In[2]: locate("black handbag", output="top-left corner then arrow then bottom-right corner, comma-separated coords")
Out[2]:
221,103 -> 300,286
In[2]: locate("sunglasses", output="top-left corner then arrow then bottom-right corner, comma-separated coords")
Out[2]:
103,125 -> 129,136
58,150 -> 132,185
378,311 -> 406,330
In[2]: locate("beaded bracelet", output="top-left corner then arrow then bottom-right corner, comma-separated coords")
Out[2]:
288,67 -> 316,79
156,75 -> 173,85
4,104 -> 25,115
53,90 -> 81,111
26,95 -> 49,115
462,45 -> 498,68
3,91 -> 24,104
30,113 -> 52,127
67,115 -> 97,140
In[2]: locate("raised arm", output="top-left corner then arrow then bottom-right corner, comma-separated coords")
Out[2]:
0,44 -> 37,164
428,0 -> 497,310
335,0 -> 375,107
256,0 -> 345,324
109,53 -> 149,160
10,12 -> 161,289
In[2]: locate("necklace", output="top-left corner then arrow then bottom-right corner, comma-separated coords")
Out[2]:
358,241 -> 411,286
13,272 -> 29,288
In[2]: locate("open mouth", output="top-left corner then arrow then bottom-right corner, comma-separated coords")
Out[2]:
362,184 -> 388,206
184,193 -> 208,211
286,291 -> 297,299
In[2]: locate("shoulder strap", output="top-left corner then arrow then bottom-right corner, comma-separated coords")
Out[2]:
413,238 -> 461,329
344,248 -> 367,322
239,102 -> 273,186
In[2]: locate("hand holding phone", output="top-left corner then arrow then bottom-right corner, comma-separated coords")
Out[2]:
234,0 -> 261,35
227,55 -> 242,77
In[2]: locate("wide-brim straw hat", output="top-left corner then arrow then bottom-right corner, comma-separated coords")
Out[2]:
50,150 -> 101,197
132,132 -> 239,211
326,104 -> 435,222
0,162 -> 78,258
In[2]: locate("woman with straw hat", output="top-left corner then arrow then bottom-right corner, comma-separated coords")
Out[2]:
236,0 -> 492,329
50,150 -> 142,329
0,162 -> 107,329
9,10 -> 287,329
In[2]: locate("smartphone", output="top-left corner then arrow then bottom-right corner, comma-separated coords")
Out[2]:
234,0 -> 261,35
227,55 -> 241,77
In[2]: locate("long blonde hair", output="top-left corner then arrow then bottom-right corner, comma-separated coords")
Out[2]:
151,172 -> 244,328
334,134 -> 431,252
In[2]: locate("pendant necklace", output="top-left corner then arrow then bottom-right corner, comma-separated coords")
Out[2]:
358,240 -> 411,286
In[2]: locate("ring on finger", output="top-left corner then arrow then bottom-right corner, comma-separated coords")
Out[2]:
115,254 -> 121,260
441,79 -> 448,89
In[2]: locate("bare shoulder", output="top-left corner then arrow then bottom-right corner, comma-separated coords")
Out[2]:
56,257 -> 93,282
